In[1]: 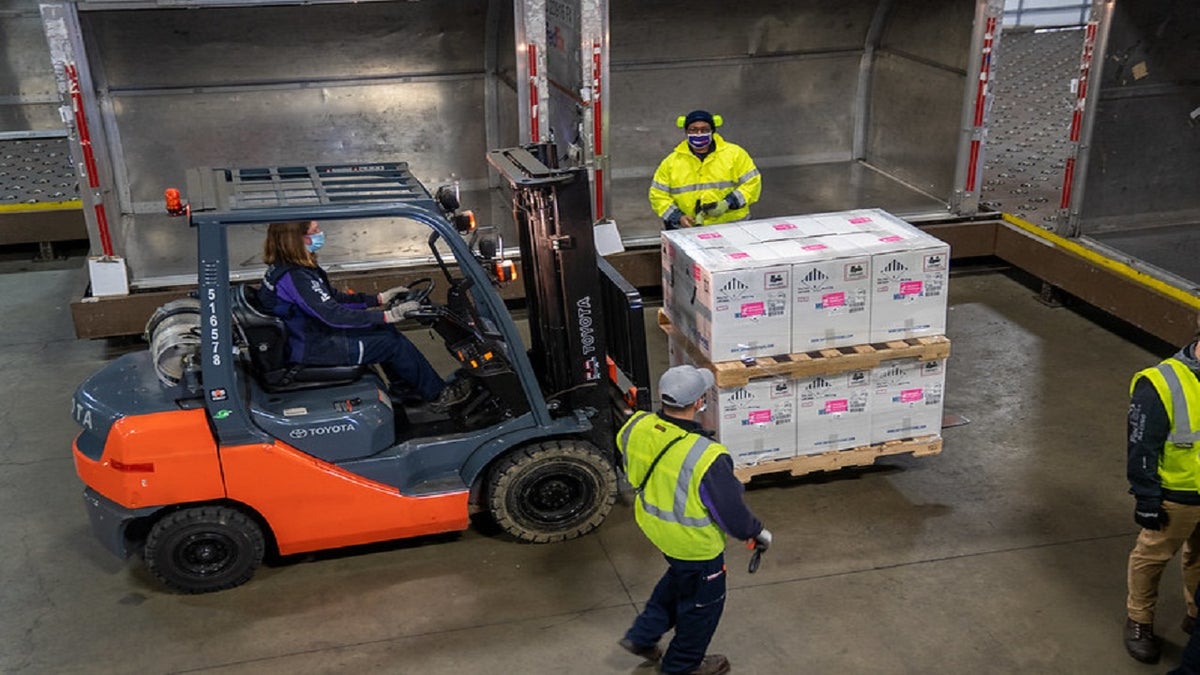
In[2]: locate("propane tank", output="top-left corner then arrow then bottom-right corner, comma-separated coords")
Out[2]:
143,298 -> 202,388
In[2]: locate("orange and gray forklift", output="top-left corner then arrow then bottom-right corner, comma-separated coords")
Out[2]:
69,145 -> 651,593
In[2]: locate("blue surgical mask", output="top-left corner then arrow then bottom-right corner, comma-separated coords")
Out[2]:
688,133 -> 713,150
305,231 -> 325,253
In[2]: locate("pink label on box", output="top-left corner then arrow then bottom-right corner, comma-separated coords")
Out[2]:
880,235 -> 904,242
899,281 -> 923,296
802,243 -> 828,251
727,252 -> 750,260
698,232 -> 721,239
849,217 -> 873,224
773,223 -> 797,230
900,388 -> 924,403
740,301 -> 765,317
822,292 -> 846,307
824,399 -> 849,414
747,410 -> 772,424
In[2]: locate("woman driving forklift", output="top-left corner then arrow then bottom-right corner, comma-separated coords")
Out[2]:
257,220 -> 470,411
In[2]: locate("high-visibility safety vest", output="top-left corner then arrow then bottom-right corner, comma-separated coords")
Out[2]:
616,411 -> 729,560
648,133 -> 762,226
1131,358 -> 1200,492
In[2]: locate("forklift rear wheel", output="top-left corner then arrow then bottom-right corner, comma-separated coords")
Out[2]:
144,506 -> 266,594
487,440 -> 616,543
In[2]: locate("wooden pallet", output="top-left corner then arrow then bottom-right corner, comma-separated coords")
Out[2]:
733,435 -> 943,482
658,310 -> 950,387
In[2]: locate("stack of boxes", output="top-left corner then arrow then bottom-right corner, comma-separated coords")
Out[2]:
662,209 -> 949,467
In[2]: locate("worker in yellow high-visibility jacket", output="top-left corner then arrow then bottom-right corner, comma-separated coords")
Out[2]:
615,365 -> 771,675
1126,323 -> 1200,666
649,110 -> 762,230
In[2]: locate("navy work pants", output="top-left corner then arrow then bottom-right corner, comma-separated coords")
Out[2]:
350,327 -> 444,401
1171,583 -> 1200,674
625,553 -> 727,674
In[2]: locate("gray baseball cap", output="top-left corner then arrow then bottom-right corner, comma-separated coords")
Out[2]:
659,365 -> 715,407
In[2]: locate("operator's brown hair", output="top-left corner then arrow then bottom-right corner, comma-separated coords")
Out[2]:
263,221 -> 316,267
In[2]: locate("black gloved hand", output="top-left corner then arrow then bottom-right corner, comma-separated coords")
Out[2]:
1134,500 -> 1169,531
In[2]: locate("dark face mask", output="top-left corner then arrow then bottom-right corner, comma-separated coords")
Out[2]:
687,133 -> 713,150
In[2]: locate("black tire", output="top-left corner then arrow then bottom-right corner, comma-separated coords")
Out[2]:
486,440 -> 617,543
143,505 -> 265,594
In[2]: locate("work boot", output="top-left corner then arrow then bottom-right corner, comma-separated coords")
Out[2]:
684,654 -> 730,675
617,637 -> 662,662
1185,614 -> 1196,635
1124,617 -> 1160,664
430,378 -> 472,412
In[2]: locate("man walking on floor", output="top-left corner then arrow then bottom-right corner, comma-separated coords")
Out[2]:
1125,324 -> 1200,664
616,364 -> 772,675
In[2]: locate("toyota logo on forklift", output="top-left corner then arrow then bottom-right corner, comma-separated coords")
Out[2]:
67,147 -> 651,593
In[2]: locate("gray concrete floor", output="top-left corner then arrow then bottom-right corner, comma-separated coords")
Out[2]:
0,254 -> 1187,674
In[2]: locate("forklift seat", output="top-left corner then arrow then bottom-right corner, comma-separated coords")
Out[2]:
231,284 -> 365,392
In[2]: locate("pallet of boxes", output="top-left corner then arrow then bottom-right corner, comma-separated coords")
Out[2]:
660,209 -> 950,482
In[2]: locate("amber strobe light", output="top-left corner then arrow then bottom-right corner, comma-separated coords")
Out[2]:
164,188 -> 186,216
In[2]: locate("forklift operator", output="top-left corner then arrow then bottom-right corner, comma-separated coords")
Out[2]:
257,220 -> 468,411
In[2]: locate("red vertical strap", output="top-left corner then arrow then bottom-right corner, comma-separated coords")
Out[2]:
965,16 -> 996,193
65,63 -> 113,256
1061,21 -> 1099,213
592,42 -> 604,218
966,140 -> 981,192
527,44 -> 540,143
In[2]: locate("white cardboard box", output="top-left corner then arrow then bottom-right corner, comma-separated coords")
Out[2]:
675,243 -> 792,360
870,357 -> 946,444
771,238 -> 873,351
839,230 -> 950,342
795,368 -> 874,455
699,377 -> 797,467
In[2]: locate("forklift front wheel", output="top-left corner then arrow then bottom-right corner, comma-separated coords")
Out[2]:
487,440 -> 617,543
143,505 -> 266,594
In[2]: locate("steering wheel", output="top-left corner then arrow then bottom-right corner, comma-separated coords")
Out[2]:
386,277 -> 435,308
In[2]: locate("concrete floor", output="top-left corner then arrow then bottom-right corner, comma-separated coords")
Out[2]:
0,252 -> 1189,674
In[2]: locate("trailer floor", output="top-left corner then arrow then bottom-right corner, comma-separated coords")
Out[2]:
1,253 -> 1185,674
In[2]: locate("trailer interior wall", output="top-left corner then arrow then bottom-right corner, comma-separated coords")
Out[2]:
0,0 -> 60,133
63,0 -> 519,289
1071,0 -> 1199,290
604,0 -> 984,242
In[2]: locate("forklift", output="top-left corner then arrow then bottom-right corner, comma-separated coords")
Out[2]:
69,145 -> 651,593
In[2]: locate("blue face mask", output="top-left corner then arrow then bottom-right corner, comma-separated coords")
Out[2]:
688,133 -> 713,150
305,231 -> 325,253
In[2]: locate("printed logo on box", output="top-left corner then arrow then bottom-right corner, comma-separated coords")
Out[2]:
849,370 -> 870,387
845,262 -> 868,281
765,271 -> 788,290
924,254 -> 947,271
822,399 -> 849,414
898,388 -> 924,403
922,360 -> 944,376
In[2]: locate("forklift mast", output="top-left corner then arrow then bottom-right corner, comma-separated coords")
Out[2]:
487,145 -> 651,440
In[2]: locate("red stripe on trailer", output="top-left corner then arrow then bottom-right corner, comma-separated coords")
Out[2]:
972,16 -> 996,128
1060,157 -> 1076,209
528,44 -> 540,143
95,203 -> 113,256
592,41 -> 604,218
966,140 -> 981,192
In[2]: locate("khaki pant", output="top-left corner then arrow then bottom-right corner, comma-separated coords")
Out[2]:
1127,501 -> 1200,624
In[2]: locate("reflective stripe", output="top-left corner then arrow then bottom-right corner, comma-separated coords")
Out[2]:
650,180 -> 672,193
664,181 -> 738,195
638,435 -> 713,528
736,169 -> 760,183
356,340 -> 365,365
1158,363 -> 1200,443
